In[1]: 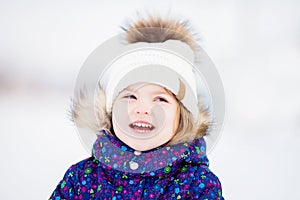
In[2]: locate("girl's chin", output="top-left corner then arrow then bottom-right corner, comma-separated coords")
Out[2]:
114,129 -> 172,151
129,144 -> 158,152
121,128 -> 158,139
117,135 -> 161,151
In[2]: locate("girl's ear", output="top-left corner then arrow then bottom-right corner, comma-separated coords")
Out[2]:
70,86 -> 111,134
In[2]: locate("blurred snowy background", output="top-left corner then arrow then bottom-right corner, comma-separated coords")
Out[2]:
0,0 -> 300,199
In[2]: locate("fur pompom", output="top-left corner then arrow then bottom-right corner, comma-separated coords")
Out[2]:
122,15 -> 198,54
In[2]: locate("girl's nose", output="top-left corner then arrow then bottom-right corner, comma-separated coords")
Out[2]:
135,109 -> 149,115
134,103 -> 151,115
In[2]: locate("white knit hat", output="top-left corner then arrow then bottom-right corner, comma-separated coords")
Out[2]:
100,39 -> 199,122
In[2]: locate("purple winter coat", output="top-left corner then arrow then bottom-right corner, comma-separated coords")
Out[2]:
49,130 -> 224,199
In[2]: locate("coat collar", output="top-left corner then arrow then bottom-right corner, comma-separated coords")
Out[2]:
92,130 -> 208,177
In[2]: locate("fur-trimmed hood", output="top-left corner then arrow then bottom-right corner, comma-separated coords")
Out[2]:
71,16 -> 211,146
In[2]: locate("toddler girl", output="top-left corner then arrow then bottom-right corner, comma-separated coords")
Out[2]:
50,15 -> 224,199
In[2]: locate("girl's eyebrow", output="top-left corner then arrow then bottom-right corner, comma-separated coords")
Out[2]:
149,88 -> 174,96
121,89 -> 172,97
151,91 -> 172,96
120,89 -> 133,94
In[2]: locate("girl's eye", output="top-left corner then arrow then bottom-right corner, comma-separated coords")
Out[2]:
124,95 -> 136,100
155,97 -> 168,103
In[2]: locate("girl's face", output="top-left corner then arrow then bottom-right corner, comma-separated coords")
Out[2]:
112,82 -> 180,151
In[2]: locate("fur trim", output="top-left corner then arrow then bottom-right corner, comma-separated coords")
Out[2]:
71,86 -> 111,134
195,105 -> 210,138
122,15 -> 198,54
168,102 -> 210,145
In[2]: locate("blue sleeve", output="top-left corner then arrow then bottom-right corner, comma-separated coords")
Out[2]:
49,165 -> 77,200
190,168 -> 224,200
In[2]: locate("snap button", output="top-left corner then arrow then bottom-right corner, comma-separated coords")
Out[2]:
134,150 -> 142,156
129,161 -> 139,170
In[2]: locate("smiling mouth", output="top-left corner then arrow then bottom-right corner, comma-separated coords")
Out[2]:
128,121 -> 155,133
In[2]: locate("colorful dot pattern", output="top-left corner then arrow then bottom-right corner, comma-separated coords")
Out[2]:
49,132 -> 224,199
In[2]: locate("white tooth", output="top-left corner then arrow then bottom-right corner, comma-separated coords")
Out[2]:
132,122 -> 153,128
